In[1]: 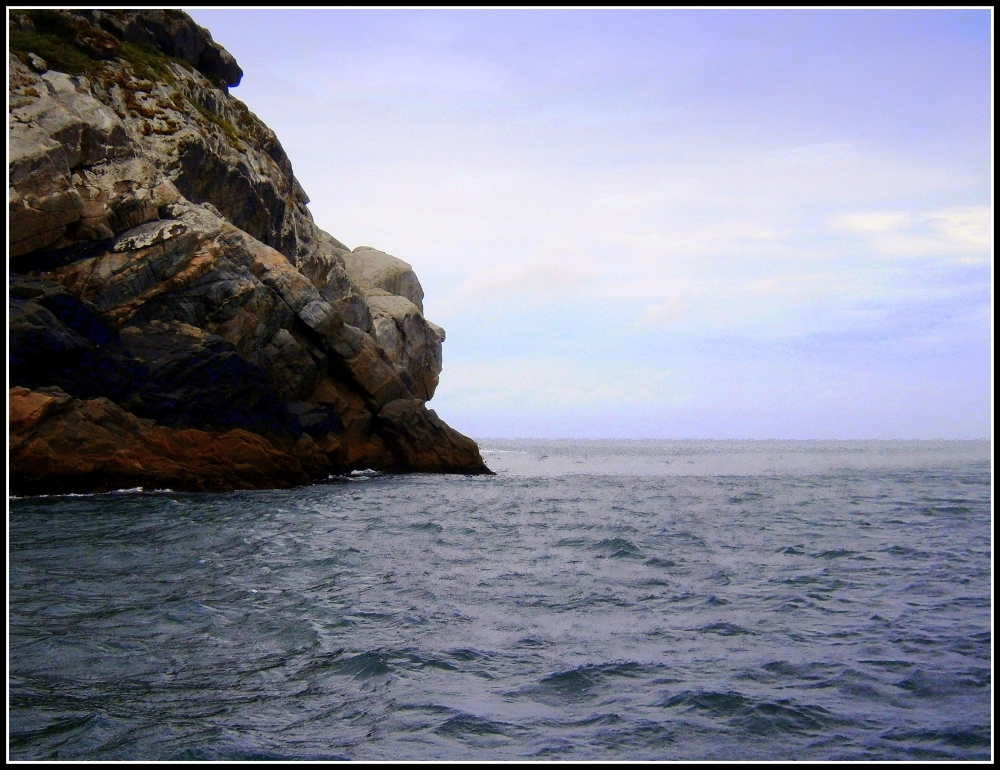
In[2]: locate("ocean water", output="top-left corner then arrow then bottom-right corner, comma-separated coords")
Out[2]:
8,440 -> 992,761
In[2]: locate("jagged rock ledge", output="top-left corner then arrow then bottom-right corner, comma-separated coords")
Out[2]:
9,9 -> 491,495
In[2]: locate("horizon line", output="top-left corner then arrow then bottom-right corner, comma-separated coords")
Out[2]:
473,437 -> 992,442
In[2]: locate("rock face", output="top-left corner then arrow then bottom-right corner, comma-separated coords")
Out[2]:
9,9 -> 491,495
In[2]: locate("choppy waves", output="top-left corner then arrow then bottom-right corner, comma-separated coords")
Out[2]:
9,440 -> 991,760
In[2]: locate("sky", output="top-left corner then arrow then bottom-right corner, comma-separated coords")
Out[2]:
186,9 -> 992,440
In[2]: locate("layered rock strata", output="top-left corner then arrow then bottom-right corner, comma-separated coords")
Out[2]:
9,9 -> 490,494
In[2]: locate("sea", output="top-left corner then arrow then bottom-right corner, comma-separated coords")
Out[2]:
8,440 -> 993,761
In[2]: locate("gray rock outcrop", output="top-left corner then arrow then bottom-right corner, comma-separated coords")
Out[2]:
9,9 -> 491,493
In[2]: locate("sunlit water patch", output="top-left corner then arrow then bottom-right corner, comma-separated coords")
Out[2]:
9,440 -> 991,760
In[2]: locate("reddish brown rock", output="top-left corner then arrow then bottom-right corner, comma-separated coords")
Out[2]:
9,386 -> 313,495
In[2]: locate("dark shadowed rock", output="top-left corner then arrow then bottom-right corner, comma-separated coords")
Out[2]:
119,321 -> 297,436
9,275 -> 147,401
377,399 -> 493,475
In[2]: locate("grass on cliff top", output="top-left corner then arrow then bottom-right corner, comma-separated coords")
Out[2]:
9,29 -> 96,75
118,41 -> 181,83
10,10 -> 97,73
10,10 -> 193,84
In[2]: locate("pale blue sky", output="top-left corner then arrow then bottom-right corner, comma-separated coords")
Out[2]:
187,9 -> 991,439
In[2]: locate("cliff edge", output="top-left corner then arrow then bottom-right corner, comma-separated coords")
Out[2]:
8,9 -> 491,494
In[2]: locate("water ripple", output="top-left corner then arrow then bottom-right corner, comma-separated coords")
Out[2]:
9,440 -> 991,760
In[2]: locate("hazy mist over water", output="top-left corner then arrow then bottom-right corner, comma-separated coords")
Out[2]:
9,440 -> 992,760
481,439 -> 990,477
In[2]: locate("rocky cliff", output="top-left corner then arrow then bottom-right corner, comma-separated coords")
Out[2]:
9,9 -> 491,494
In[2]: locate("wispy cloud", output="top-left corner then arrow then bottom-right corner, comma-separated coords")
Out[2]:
634,298 -> 687,329
929,206 -> 992,248
829,205 -> 992,260
830,212 -> 912,232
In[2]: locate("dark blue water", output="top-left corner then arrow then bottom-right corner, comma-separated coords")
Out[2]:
9,441 -> 992,760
